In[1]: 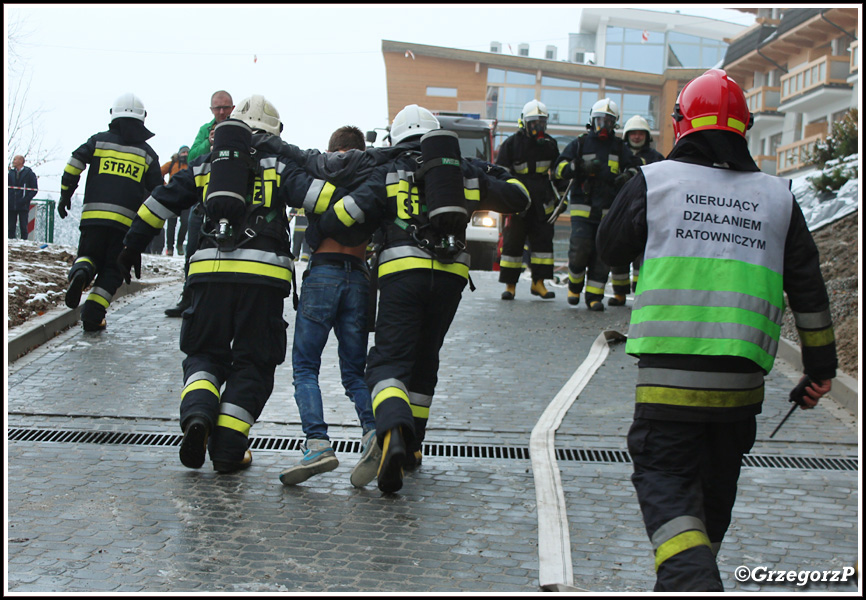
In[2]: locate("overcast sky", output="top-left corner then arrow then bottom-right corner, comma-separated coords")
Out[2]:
5,4 -> 755,198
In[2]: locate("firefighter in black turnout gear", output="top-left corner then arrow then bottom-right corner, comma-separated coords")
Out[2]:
313,104 -> 531,493
553,98 -> 636,310
618,115 -> 665,293
58,93 -> 163,331
597,69 -> 837,591
497,99 -> 560,300
119,95 -> 343,474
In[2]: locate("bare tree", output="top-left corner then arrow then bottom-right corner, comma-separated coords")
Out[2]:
6,12 -> 59,169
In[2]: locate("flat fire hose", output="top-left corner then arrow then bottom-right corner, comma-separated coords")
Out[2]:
530,330 -> 627,591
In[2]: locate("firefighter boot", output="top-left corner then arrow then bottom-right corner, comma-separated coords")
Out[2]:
567,291 -> 580,306
82,318 -> 107,332
404,448 -> 423,470
214,449 -> 253,474
378,427 -> 407,494
608,294 -> 627,306
179,415 -> 210,469
530,279 -> 555,299
65,270 -> 89,309
587,299 -> 605,311
501,284 -> 516,300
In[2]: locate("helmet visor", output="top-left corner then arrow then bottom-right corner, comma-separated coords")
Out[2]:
592,115 -> 616,132
526,116 -> 547,137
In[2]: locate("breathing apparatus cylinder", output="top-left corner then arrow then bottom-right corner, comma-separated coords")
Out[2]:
418,130 -> 467,260
206,118 -> 254,241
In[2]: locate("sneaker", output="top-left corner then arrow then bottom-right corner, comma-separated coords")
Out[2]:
177,245 -> 185,256
82,318 -> 106,332
279,439 -> 339,485
65,270 -> 88,309
350,430 -> 382,488
179,416 -> 210,469
213,449 -> 253,474
166,247 -> 174,256
377,427 -> 406,494
165,293 -> 191,318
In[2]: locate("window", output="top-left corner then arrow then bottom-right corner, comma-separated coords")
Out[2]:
427,86 -> 457,98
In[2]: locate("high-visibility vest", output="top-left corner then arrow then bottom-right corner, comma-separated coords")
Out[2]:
627,160 -> 793,373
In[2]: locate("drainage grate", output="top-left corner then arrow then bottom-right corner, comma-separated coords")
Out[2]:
6,428 -> 858,472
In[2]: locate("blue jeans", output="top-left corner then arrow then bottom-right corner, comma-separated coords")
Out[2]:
292,258 -> 374,440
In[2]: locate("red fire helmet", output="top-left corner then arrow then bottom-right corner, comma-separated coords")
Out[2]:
671,69 -> 754,142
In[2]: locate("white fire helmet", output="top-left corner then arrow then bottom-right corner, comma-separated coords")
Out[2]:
110,93 -> 147,122
230,95 -> 283,136
389,104 -> 440,145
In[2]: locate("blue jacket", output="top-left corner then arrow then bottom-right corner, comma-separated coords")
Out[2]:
8,165 -> 38,211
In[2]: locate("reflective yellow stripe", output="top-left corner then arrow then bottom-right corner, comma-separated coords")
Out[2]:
85,292 -> 109,308
378,256 -> 469,279
181,379 -> 220,400
81,211 -> 134,227
313,182 -> 336,214
691,116 -> 717,129
372,386 -> 410,412
636,385 -> 763,408
74,257 -> 95,267
569,272 -> 585,285
506,178 -> 530,200
655,530 -> 711,571
137,204 -> 166,229
410,404 -> 430,419
463,187 -> 481,202
333,199 -> 356,227
64,164 -> 83,176
585,284 -> 604,295
797,327 -> 835,347
93,148 -> 148,167
727,117 -> 747,133
189,259 -> 291,281
500,259 -> 523,269
530,256 -> 555,266
217,414 -> 251,436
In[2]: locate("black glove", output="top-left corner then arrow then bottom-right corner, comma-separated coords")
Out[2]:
585,159 -> 603,177
614,168 -> 638,189
58,197 -> 71,219
569,158 -> 585,180
117,247 -> 141,284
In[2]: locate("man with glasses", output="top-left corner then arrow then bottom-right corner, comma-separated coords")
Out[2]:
165,90 -> 235,317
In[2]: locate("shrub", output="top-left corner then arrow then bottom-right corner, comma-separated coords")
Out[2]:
806,108 -> 858,192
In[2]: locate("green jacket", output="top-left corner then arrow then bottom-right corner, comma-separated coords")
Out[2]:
188,119 -> 215,161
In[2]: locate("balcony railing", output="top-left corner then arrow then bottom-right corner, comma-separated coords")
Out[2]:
850,41 -> 858,74
780,55 -> 851,102
745,86 -> 781,113
754,155 -> 777,175
776,133 -> 824,175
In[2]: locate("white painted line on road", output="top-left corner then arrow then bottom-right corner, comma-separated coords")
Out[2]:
530,330 -> 627,591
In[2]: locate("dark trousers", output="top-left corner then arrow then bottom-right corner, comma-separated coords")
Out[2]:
165,209 -> 190,252
366,269 -> 466,450
70,227 -> 126,325
567,218 -> 610,305
179,282 -> 288,464
498,210 -> 555,284
627,416 -> 757,592
8,208 -> 29,239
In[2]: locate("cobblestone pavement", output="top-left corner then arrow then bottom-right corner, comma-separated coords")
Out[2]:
6,271 -> 860,593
